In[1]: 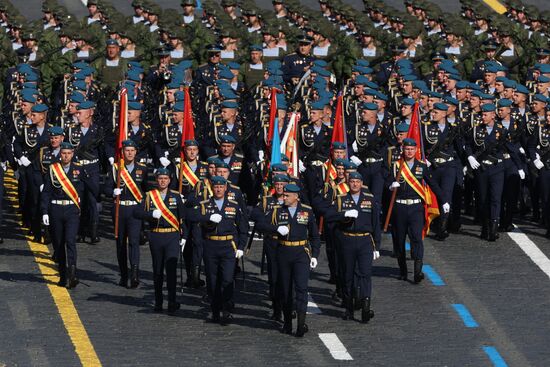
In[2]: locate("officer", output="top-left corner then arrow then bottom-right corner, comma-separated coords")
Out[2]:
388,138 -> 444,283
106,140 -> 148,288
192,176 -> 249,325
136,168 -> 186,314
209,135 -> 244,186
174,139 -> 208,197
326,172 -> 380,323
40,142 -> 85,289
465,104 -> 511,241
257,184 -> 320,337
281,35 -> 316,84
251,173 -> 288,321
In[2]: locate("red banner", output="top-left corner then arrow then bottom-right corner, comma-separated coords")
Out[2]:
116,88 -> 128,162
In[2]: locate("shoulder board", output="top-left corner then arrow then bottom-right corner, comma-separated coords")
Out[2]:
199,199 -> 209,204
208,154 -> 218,160
142,123 -> 151,129
198,63 -> 207,68
287,52 -> 297,56
301,204 -> 312,209
421,120 -> 430,125
228,199 -> 238,205
235,153 -> 244,158
388,146 -> 395,151
73,162 -> 81,166
199,161 -> 208,165
230,183 -> 240,189
362,191 -> 373,197
136,162 -> 147,169
170,190 -> 180,194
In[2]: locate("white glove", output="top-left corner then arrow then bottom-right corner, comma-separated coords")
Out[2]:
152,209 -> 162,219
373,251 -> 380,260
180,238 -> 186,252
352,140 -> 358,153
1,161 -> 7,171
344,209 -> 359,218
310,257 -> 318,269
442,202 -> 450,213
389,181 -> 400,191
534,158 -> 544,170
235,249 -> 244,259
463,166 -> 468,175
108,157 -> 115,166
42,214 -> 49,226
258,150 -> 264,162
299,159 -> 306,173
113,188 -> 122,196
19,156 -> 31,167
210,213 -> 222,223
159,157 -> 171,167
426,160 -> 432,167
39,184 -> 44,192
350,155 -> 362,166
467,156 -> 480,170
277,225 -> 289,236
519,147 -> 525,155
518,169 -> 525,180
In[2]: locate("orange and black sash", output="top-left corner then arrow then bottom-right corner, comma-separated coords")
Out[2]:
116,164 -> 143,202
180,162 -> 200,187
51,163 -> 80,209
148,189 -> 179,230
336,182 -> 349,195
324,160 -> 337,181
400,162 -> 427,202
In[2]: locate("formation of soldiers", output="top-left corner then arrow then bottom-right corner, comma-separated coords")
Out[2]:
2,0 -> 550,336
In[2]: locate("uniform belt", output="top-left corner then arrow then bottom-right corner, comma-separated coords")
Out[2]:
396,199 -> 422,205
481,159 -> 502,165
364,158 -> 383,163
433,157 -> 454,164
279,240 -> 307,246
503,153 -> 511,159
79,159 -> 99,165
342,232 -> 371,237
119,200 -> 138,206
207,235 -> 234,241
51,200 -> 76,205
310,160 -> 324,166
151,228 -> 178,233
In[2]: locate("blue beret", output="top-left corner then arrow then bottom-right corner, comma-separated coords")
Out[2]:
276,94 -> 287,110
481,103 -> 496,112
227,61 -> 240,70
433,102 -> 448,111
271,163 -> 287,172
427,91 -> 443,99
281,154 -> 289,162
538,75 -> 550,83
215,79 -> 231,89
126,69 -> 142,82
175,60 -> 193,70
471,90 -> 483,98
155,167 -> 171,177
456,81 -> 470,89
221,100 -> 238,109
348,172 -> 363,180
374,91 -> 388,101
215,161 -> 230,169
219,135 -> 236,144
503,79 -> 517,89
334,158 -> 346,167
496,76 -> 508,83
74,71 -> 87,80
317,68 -> 331,78
106,39 -> 119,46
17,63 -> 33,74
273,174 -> 290,183
25,72 -> 39,82
484,65 -> 498,73
72,61 -> 89,69
480,93 -> 495,100
21,91 -> 37,103
48,126 -> 64,136
356,59 -> 370,67
76,100 -> 96,110
332,142 -> 347,150
313,60 -> 328,68
401,97 -> 415,106
207,157 -> 222,165
211,176 -> 227,185
344,161 -> 357,170
402,74 -> 417,82
444,96 -> 458,106
69,92 -> 86,103
127,61 -> 142,69
218,68 -> 234,80
128,101 -> 142,111
173,91 -> 184,101
166,79 -> 182,89
470,83 -> 482,91
72,80 -> 87,91
533,94 -> 548,103
354,75 -> 370,86
310,100 -> 326,110
173,102 -> 184,112
364,88 -> 378,96
220,88 -> 238,100
122,139 -> 136,148
497,99 -> 513,108
362,102 -> 378,111
249,44 -> 263,51
413,80 -> 428,91
284,184 -> 300,193
403,138 -> 417,146
515,84 -> 530,94
396,123 -> 409,133
267,60 -> 282,69
448,73 -> 461,81
31,104 -> 48,113
60,142 -> 74,150
538,64 -> 550,73
184,139 -> 198,146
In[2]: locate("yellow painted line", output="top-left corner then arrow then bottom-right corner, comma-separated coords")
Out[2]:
483,0 -> 507,14
5,170 -> 101,367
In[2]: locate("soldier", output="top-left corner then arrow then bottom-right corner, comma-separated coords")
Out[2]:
465,104 -> 512,241
191,176 -> 248,325
41,142 -> 85,289
136,168 -> 186,314
388,138 -> 444,283
326,171 -> 379,323
257,184 -> 320,337
106,140 -> 148,288
92,39 -> 128,94
281,35 -> 316,84
209,135 -> 244,186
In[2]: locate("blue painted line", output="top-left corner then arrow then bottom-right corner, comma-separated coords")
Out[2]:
405,242 -> 410,251
423,265 -> 445,286
451,304 -> 479,328
483,346 -> 508,367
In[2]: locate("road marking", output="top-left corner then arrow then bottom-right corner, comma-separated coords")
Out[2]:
318,333 -> 353,360
482,0 -> 507,14
483,346 -> 508,367
8,300 -> 34,331
508,228 -> 550,279
451,304 -> 479,328
423,265 -> 445,286
307,293 -> 322,314
4,172 -> 102,367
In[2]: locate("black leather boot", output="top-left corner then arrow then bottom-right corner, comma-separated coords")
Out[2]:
67,265 -> 79,289
89,223 -> 100,244
488,220 -> 499,242
153,275 -> 163,312
295,312 -> 308,337
130,265 -> 139,288
342,297 -> 354,320
271,300 -> 282,322
397,258 -> 408,281
480,220 -> 489,240
118,275 -> 128,288
57,267 -> 67,287
281,310 -> 292,334
435,215 -> 449,241
361,298 -> 375,323
413,260 -> 424,284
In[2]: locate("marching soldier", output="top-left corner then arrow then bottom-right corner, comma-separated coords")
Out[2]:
106,140 -> 148,288
191,176 -> 249,325
136,168 -> 187,314
257,184 -> 320,337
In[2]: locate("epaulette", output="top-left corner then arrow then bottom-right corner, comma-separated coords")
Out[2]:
228,199 -> 238,205
235,153 -> 244,158
170,190 -> 179,194
208,154 -> 218,160
199,161 -> 207,165
73,162 -> 82,166
198,63 -> 207,68
143,123 -> 151,129
199,199 -> 209,204
230,183 -> 240,189
301,204 -> 312,209
287,52 -> 297,56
